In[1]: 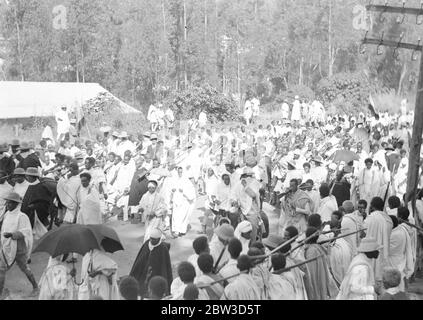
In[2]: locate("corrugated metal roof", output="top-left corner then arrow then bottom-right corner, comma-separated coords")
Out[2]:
0,81 -> 141,119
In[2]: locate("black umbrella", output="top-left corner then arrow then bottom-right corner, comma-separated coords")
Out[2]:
33,224 -> 124,258
85,224 -> 124,253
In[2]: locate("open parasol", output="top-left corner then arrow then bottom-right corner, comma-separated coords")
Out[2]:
331,149 -> 360,164
33,224 -> 124,258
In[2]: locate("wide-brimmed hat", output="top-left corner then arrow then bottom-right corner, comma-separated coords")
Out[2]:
262,234 -> 285,250
17,142 -> 30,151
287,160 -> 297,169
385,145 -> 395,151
25,167 -> 40,177
74,151 -> 84,159
11,139 -> 20,147
100,126 -> 111,133
242,167 -> 255,176
214,224 -> 234,241
357,237 -> 383,253
0,143 -> 8,152
119,131 -> 128,139
13,168 -> 26,176
150,133 -> 158,141
143,131 -> 151,138
112,131 -> 119,137
312,156 -> 324,164
3,192 -> 22,203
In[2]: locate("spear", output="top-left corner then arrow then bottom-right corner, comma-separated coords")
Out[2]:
280,228 -> 346,257
196,272 -> 243,289
249,235 -> 300,261
398,218 -> 423,234
272,254 -> 324,275
317,228 -> 367,245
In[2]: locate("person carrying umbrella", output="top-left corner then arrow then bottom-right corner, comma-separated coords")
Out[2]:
78,247 -> 120,300
0,192 -> 38,299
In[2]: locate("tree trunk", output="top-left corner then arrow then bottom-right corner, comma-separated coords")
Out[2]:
328,0 -> 333,77
162,0 -> 168,73
299,57 -> 303,85
13,4 -> 24,81
398,63 -> 407,96
183,0 -> 188,89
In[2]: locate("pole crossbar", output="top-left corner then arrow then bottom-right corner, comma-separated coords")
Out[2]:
366,5 -> 423,16
362,38 -> 423,51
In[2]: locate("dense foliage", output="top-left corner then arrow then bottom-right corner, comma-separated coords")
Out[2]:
316,73 -> 373,113
166,84 -> 240,123
0,0 -> 419,115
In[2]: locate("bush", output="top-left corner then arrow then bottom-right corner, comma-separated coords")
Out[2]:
316,72 -> 373,113
165,84 -> 240,123
275,85 -> 315,103
82,92 -> 147,136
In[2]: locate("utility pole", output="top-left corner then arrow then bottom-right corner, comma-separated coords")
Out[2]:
362,1 -> 423,274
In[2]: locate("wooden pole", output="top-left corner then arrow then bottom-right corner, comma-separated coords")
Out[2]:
406,50 -> 423,216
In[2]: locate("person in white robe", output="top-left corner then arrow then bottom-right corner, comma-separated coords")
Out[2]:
316,184 -> 338,224
0,192 -> 37,299
55,106 -> 71,141
393,158 -> 408,201
209,224 -> 233,272
138,181 -> 167,243
269,253 -> 296,300
291,96 -> 302,124
337,237 -> 381,300
388,210 -> 414,291
218,238 -> 242,284
221,255 -> 261,300
38,255 -> 77,300
363,197 -> 393,282
0,173 -> 13,223
171,262 -> 209,300
78,249 -> 120,300
234,221 -> 252,255
170,167 -> 196,237
357,158 -> 383,213
76,173 -> 102,225
57,164 -> 81,224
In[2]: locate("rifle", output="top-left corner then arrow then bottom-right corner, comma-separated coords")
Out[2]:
197,272 -> 243,289
249,235 -> 300,261
317,228 -> 367,245
398,218 -> 423,234
272,254 -> 323,275
212,244 -> 228,274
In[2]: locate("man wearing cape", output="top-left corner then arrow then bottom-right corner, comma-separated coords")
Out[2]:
129,228 -> 173,298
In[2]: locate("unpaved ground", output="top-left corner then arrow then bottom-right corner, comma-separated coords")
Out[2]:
3,197 -> 422,300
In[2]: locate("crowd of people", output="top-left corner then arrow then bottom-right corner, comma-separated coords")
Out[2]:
0,95 -> 422,300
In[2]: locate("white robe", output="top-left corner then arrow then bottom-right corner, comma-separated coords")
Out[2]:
268,273 -> 296,300
78,249 -> 120,300
139,191 -> 167,243
388,224 -> 414,290
221,273 -> 261,300
328,238 -> 353,285
39,257 -> 77,300
171,175 -> 196,234
1,206 -> 33,266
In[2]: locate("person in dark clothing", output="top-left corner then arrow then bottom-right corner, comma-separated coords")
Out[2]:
130,228 -> 172,298
16,142 -> 42,170
128,166 -> 149,221
0,144 -> 15,177
20,167 -> 53,227
330,171 -> 351,207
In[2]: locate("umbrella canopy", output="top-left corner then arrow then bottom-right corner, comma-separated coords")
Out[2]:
33,224 -> 123,258
331,150 -> 360,163
85,224 -> 124,253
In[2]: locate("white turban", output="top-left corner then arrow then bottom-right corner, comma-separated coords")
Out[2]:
234,221 -> 253,239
